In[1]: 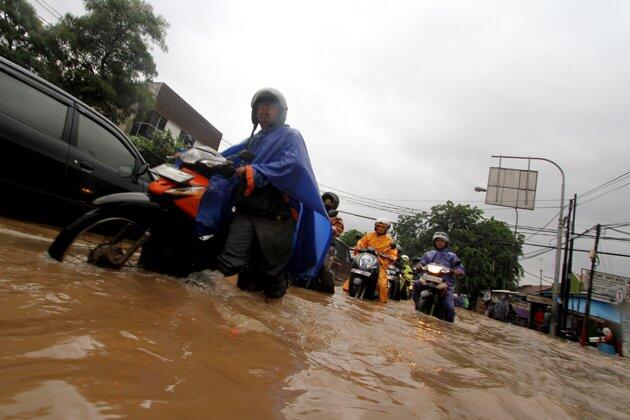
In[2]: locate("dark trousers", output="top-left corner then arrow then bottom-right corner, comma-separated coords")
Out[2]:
217,213 -> 296,294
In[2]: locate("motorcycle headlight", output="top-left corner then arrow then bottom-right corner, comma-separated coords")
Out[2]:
427,264 -> 444,274
358,254 -> 377,270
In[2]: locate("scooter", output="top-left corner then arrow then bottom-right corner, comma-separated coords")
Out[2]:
412,263 -> 451,316
348,247 -> 380,299
387,265 -> 403,300
48,146 -> 248,276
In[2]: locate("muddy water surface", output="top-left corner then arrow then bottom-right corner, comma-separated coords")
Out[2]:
0,216 -> 628,419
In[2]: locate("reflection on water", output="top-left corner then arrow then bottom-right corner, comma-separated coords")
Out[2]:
0,216 -> 628,419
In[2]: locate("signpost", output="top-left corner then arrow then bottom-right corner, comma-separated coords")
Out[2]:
582,269 -> 630,305
490,155 -> 565,336
484,167 -> 538,210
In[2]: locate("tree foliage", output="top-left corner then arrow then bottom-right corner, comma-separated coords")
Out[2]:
339,229 -> 365,248
0,0 -> 168,125
0,0 -> 50,74
129,129 -> 183,167
393,201 -> 523,300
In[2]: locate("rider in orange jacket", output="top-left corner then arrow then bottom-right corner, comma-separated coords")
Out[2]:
352,218 -> 397,303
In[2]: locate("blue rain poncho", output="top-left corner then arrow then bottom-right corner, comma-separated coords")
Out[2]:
196,125 -> 331,280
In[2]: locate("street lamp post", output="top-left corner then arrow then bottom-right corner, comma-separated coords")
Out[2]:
474,186 -> 519,235
490,155 -> 565,337
475,186 -> 519,290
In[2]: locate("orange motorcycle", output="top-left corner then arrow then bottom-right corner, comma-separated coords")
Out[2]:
48,146 -> 246,276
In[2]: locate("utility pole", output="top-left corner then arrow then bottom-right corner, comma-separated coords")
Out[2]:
558,198 -> 573,336
580,224 -> 601,347
561,194 -> 577,332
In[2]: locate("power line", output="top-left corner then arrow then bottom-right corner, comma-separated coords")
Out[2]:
32,0 -> 62,22
577,170 -> 630,199
523,269 -> 555,284
338,210 -> 377,220
522,170 -> 630,243
520,243 -> 630,258
39,0 -> 63,19
608,227 -> 630,236
319,183 -> 426,214
32,10 -> 51,24
579,180 -> 630,206
524,211 -> 560,241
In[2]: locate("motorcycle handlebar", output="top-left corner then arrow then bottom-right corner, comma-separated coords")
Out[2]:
351,248 -> 396,261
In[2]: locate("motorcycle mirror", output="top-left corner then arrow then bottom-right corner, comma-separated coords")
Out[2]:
327,209 -> 338,217
132,162 -> 149,182
238,150 -> 256,163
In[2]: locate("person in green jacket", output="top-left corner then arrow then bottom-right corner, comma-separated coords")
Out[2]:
401,255 -> 414,297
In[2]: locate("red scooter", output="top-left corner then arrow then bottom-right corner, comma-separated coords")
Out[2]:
48,146 -> 245,276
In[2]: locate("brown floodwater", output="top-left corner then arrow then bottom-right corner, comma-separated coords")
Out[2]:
0,216 -> 628,419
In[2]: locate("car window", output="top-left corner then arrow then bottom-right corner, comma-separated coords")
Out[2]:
0,70 -> 68,140
77,114 -> 136,173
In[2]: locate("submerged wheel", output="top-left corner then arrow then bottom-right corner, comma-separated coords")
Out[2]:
416,296 -> 434,314
320,268 -> 335,294
48,208 -> 150,268
353,282 -> 365,299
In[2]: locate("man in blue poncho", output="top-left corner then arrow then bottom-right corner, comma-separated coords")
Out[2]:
210,88 -> 331,299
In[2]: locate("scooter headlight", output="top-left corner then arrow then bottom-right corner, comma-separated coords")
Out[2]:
427,264 -> 444,274
358,254 -> 378,270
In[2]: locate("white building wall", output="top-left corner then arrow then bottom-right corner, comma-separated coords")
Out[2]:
163,120 -> 183,138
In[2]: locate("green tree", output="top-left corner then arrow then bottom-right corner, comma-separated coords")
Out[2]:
0,0 -> 50,74
130,129 -> 183,167
339,229 -> 365,248
393,201 -> 523,302
47,0 -> 168,124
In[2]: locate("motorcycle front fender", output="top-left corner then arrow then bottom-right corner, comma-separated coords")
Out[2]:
93,192 -> 156,207
92,192 -> 162,218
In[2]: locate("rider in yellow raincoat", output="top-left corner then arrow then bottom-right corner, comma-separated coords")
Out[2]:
344,218 -> 397,303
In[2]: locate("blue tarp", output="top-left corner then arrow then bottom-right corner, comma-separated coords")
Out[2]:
567,297 -> 622,323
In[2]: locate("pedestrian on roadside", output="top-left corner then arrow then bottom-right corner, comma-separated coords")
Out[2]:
542,308 -> 551,333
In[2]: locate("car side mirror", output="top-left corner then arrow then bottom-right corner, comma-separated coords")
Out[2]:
133,162 -> 149,182
238,150 -> 256,163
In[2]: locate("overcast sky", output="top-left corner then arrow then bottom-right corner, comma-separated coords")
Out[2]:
33,0 -> 630,285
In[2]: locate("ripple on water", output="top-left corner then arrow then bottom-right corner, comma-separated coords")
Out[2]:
0,380 -> 110,419
22,335 -> 105,360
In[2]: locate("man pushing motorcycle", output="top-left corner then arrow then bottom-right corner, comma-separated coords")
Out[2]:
208,88 -> 331,298
413,231 -> 464,322
344,218 -> 398,303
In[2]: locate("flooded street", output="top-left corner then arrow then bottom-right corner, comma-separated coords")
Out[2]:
0,216 -> 629,419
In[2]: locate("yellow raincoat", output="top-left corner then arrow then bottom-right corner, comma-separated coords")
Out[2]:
344,232 -> 397,303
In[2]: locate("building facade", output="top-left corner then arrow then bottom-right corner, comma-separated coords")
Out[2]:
130,83 -> 222,149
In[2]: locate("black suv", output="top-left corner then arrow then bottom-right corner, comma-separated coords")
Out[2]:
0,56 -> 151,223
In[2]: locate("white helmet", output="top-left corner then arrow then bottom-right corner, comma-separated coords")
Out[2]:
374,217 -> 391,233
433,231 -> 449,243
401,255 -> 409,262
